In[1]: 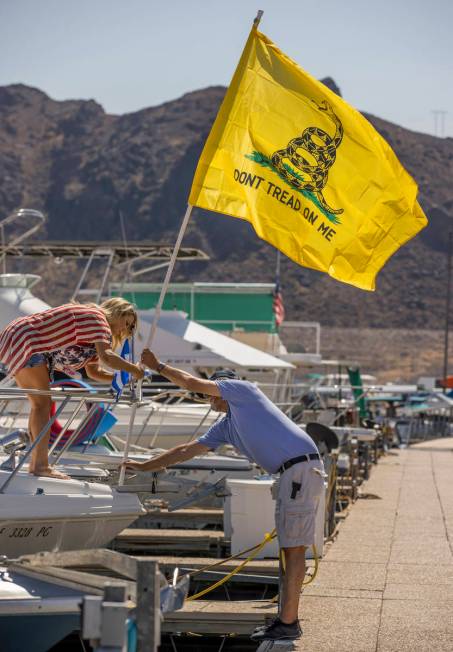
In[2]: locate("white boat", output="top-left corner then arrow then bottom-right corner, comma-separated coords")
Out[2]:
0,470 -> 144,557
0,562 -> 87,652
107,399 -> 220,449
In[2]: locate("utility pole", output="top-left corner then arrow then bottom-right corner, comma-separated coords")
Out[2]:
432,110 -> 448,137
442,231 -> 453,393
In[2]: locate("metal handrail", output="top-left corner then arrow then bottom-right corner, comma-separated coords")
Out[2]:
0,386 -> 145,406
0,396 -> 71,493
47,399 -> 87,456
0,209 -> 45,274
51,403 -> 99,465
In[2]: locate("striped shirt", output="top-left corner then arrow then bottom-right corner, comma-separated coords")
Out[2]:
0,304 -> 112,377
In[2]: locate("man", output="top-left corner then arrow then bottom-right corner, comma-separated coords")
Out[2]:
122,349 -> 325,642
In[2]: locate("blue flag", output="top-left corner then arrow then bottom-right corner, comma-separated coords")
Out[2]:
111,339 -> 131,398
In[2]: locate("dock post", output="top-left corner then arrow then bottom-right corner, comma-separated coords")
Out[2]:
82,583 -> 129,652
136,560 -> 161,652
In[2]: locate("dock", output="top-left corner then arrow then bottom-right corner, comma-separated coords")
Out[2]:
161,599 -> 276,635
294,438 -> 453,651
105,438 -> 453,650
133,508 -> 223,530
17,438 -> 451,650
113,528 -> 226,556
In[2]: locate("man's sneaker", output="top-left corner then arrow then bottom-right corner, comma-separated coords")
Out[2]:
250,617 -> 302,642
252,616 -> 279,632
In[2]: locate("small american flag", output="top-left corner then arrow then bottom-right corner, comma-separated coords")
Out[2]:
273,277 -> 285,328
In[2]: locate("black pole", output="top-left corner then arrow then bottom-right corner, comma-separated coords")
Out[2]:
442,231 -> 453,393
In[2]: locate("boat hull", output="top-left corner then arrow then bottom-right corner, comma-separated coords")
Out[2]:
0,471 -> 144,556
0,613 -> 79,652
0,513 -> 139,557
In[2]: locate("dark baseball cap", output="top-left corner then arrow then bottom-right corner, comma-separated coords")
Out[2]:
209,369 -> 238,381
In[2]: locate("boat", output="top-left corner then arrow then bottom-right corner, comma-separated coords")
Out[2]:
0,469 -> 144,557
0,547 -> 189,652
0,561 -> 86,652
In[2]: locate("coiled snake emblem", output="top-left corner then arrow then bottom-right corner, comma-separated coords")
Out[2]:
271,100 -> 344,215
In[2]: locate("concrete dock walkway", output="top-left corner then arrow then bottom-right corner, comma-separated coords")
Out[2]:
295,439 -> 453,651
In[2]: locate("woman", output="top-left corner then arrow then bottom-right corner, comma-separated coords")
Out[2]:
0,298 -> 144,479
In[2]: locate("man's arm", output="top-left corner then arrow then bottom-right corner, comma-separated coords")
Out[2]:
141,349 -> 221,397
121,440 -> 212,472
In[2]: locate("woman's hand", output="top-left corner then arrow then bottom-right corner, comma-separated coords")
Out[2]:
141,348 -> 160,370
131,364 -> 145,380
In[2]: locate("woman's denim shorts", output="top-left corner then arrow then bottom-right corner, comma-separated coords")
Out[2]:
23,353 -> 48,368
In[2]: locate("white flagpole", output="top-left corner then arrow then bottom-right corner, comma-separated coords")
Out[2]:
144,9 -> 261,350
118,203 -> 193,485
119,9 -> 263,485
145,203 -> 194,349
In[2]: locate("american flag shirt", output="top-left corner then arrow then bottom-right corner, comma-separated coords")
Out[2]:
0,304 -> 112,377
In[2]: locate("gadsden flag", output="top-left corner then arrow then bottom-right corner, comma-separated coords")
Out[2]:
189,25 -> 427,291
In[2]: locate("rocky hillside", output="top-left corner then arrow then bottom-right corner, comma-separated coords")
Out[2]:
1,82 -> 453,329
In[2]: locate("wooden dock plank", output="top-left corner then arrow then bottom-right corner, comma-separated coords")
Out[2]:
135,555 -> 280,576
162,599 -> 277,634
133,508 -> 223,530
112,528 -> 227,555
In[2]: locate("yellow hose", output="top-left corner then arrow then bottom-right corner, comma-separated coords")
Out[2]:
186,531 -> 320,601
186,530 -> 276,601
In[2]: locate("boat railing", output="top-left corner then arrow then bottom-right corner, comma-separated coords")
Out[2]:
0,385 -> 149,493
0,208 -> 45,274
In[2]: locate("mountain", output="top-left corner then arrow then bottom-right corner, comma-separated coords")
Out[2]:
1,82 -> 453,329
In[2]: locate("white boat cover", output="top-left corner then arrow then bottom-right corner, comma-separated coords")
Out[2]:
136,310 -> 293,371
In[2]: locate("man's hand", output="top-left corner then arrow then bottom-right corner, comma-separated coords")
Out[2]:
120,459 -> 146,472
141,348 -> 160,371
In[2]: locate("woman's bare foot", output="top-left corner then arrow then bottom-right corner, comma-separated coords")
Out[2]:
30,467 -> 72,480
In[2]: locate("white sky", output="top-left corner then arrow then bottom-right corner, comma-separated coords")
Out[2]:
1,0 -> 452,137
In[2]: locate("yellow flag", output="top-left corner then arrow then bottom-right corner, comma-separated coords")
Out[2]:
189,26 -> 427,291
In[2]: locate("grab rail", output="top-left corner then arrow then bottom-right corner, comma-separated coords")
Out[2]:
0,396 -> 71,493
0,208 -> 45,274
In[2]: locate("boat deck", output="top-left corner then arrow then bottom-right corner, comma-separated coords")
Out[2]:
293,438 -> 453,651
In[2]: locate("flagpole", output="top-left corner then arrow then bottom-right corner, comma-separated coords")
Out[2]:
442,230 -> 452,393
118,203 -> 193,485
254,9 -> 264,27
145,203 -> 194,349
119,10 -> 263,485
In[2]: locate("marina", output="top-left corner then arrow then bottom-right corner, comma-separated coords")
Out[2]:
0,244 -> 452,650
0,261 -> 451,650
0,3 -> 451,649
2,434 -> 452,650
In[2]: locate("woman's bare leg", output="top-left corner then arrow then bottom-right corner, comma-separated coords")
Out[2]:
15,365 -> 70,479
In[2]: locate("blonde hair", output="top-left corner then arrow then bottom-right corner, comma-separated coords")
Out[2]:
99,297 -> 138,349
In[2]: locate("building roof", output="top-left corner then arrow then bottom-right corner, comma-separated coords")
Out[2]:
137,310 -> 294,371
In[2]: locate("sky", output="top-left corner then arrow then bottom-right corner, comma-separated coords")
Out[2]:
1,0 -> 452,137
